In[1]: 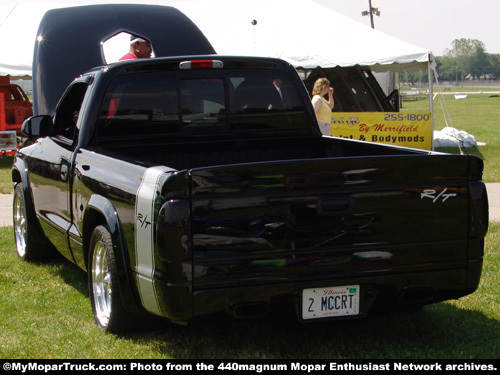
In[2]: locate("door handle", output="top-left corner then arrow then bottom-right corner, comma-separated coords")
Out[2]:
60,164 -> 69,181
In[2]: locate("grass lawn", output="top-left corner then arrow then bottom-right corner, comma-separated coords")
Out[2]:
0,155 -> 13,195
401,89 -> 500,182
0,224 -> 498,359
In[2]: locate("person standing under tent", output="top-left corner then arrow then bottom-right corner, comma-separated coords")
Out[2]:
311,78 -> 334,136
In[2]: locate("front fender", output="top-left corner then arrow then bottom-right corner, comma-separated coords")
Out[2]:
12,156 -> 47,245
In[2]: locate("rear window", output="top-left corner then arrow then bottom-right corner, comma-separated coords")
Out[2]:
0,85 -> 29,102
96,70 -> 308,141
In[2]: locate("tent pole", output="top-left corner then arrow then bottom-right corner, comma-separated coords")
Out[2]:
428,61 -> 434,151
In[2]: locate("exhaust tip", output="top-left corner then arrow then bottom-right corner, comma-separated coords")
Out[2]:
232,302 -> 269,319
398,287 -> 435,305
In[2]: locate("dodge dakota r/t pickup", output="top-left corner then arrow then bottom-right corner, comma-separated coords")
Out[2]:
12,5 -> 488,333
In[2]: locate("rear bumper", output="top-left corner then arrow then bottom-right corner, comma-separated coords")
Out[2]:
153,259 -> 482,323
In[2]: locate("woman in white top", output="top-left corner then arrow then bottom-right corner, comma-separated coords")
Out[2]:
311,78 -> 334,136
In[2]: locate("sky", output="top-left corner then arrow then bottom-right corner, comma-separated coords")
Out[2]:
315,0 -> 500,55
0,0 -> 499,58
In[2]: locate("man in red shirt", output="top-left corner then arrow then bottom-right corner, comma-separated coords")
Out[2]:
119,34 -> 153,60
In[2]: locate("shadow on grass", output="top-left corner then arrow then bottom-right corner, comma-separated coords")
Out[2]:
0,155 -> 14,168
40,244 -> 499,359
44,251 -> 89,298
134,303 -> 499,359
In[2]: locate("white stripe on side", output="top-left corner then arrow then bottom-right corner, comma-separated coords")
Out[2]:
135,166 -> 170,315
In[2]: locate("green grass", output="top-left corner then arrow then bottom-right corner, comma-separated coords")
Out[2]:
402,91 -> 500,182
0,224 -> 499,359
0,156 -> 13,195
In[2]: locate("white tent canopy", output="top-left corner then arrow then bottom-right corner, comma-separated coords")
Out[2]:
0,1 -> 46,77
174,0 -> 435,72
0,0 -> 436,78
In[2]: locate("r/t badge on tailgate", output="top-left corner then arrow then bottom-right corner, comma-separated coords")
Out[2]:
421,188 -> 457,203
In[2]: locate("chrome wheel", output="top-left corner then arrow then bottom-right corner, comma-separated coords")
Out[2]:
13,185 -> 27,258
91,236 -> 112,328
89,225 -> 131,332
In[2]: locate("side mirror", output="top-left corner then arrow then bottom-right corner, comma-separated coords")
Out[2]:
21,115 -> 53,139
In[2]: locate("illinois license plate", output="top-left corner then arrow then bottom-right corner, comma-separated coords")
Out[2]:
302,285 -> 360,320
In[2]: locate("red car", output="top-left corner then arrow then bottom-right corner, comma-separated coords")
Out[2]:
0,79 -> 33,132
0,77 -> 33,155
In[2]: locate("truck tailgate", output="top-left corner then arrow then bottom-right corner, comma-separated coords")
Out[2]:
189,154 -> 480,289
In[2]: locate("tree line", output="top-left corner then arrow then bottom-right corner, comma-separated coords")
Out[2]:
402,38 -> 500,84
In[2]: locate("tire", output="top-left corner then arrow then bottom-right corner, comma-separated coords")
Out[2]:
13,183 -> 46,261
88,225 -> 132,333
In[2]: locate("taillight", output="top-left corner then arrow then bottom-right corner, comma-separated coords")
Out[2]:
469,181 -> 489,239
179,60 -> 224,70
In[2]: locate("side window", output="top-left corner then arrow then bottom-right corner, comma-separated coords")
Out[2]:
53,82 -> 88,143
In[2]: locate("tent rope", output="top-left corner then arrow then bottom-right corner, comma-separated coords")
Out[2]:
434,75 -> 464,155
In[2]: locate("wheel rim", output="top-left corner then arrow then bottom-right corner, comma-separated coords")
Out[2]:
13,191 -> 27,258
91,239 -> 112,328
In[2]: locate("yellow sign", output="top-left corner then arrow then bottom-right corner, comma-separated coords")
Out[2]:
331,112 -> 433,150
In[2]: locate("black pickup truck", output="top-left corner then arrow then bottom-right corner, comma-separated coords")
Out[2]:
13,5 -> 488,333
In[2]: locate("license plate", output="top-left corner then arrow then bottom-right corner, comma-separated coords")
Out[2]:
302,285 -> 360,320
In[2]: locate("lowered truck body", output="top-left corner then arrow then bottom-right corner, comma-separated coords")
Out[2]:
12,5 -> 488,332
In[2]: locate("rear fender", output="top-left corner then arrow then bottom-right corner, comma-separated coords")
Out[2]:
83,194 -> 143,315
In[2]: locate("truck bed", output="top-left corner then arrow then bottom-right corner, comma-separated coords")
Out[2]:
93,135 -> 485,321
96,135 -> 423,170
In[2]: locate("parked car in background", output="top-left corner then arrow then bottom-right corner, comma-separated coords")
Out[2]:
0,76 -> 33,155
